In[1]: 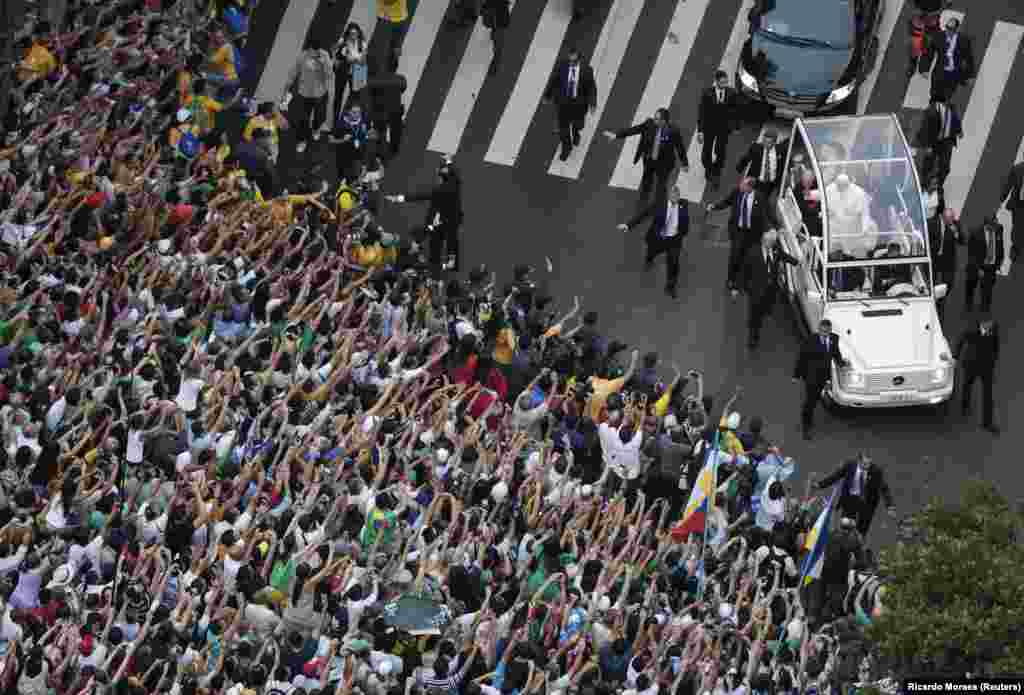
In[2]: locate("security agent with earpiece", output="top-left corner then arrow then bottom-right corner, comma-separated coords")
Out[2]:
385,155 -> 464,276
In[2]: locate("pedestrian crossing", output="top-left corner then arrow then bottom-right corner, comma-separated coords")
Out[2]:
247,0 -> 1024,223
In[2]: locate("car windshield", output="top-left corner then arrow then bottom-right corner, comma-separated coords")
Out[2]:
755,0 -> 855,48
802,116 -> 929,261
827,261 -> 932,301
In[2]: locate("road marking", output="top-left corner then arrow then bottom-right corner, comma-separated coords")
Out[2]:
609,0 -> 714,190
996,130 -> 1024,277
676,0 -> 751,202
255,0 -> 320,102
547,0 -> 646,178
395,0 -> 448,108
485,0 -> 573,167
945,20 -> 1023,221
428,2 -> 519,155
857,0 -> 907,113
902,10 -> 965,110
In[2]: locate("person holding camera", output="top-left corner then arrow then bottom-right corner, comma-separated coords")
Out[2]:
385,157 -> 464,275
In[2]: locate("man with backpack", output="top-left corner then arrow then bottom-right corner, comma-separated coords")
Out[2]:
283,39 -> 335,154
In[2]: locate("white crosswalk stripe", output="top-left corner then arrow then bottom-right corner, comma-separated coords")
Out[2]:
428,1 -> 518,156
254,0 -> 1024,223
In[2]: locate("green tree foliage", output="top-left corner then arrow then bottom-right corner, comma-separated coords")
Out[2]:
868,480 -> 1024,675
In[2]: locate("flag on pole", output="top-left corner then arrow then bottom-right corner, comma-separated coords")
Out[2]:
670,438 -> 722,542
798,487 -> 839,586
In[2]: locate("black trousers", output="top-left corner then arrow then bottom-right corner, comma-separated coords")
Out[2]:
645,235 -> 683,290
964,264 -> 997,311
490,25 -> 507,68
1011,208 -> 1021,260
747,286 -> 778,344
839,495 -> 875,536
293,93 -> 328,144
372,18 -> 409,73
373,107 -> 405,155
640,160 -> 673,197
930,69 -> 962,102
701,128 -> 729,179
557,102 -> 587,151
801,378 -> 827,430
727,233 -> 755,287
428,220 -> 461,275
961,367 -> 994,426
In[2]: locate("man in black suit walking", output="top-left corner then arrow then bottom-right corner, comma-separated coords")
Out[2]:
916,94 -> 962,186
736,128 -> 785,195
706,176 -> 772,294
1000,160 -> 1024,263
697,70 -> 738,189
793,319 -> 849,440
816,452 -> 895,537
481,0 -> 511,74
616,184 -> 690,299
927,196 -> 960,320
741,228 -> 798,349
964,214 -> 1004,313
385,157 -> 464,275
545,48 -> 597,161
956,315 -> 1000,434
926,16 -> 975,101
604,108 -> 689,205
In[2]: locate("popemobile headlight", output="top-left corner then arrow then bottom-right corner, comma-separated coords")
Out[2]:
738,63 -> 760,94
931,365 -> 949,384
825,82 -> 856,105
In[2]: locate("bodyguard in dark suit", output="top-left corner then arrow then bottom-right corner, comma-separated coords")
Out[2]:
385,158 -> 464,275
481,0 -> 511,74
793,319 -> 848,440
697,70 -> 738,188
545,48 -> 597,161
604,108 -> 689,203
736,129 -> 786,195
926,191 -> 960,320
816,452 -> 895,537
916,95 -> 962,185
956,316 -> 1000,433
706,176 -> 773,292
926,17 -> 975,101
741,228 -> 798,349
964,215 -> 1004,313
1000,160 -> 1024,263
617,185 -> 690,298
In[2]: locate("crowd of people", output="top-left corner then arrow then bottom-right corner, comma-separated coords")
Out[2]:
0,0 -> 903,693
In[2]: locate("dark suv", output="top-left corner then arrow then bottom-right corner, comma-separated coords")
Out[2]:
736,0 -> 883,117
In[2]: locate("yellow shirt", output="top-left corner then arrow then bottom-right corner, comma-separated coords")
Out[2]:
177,70 -> 194,107
717,417 -> 746,457
192,95 -> 225,134
653,383 -> 674,417
243,114 -> 281,143
588,375 -> 626,420
377,0 -> 409,22
18,43 -> 58,83
493,327 -> 516,365
353,243 -> 397,268
210,44 -> 238,82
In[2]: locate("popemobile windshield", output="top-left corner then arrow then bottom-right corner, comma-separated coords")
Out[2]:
774,114 -> 955,407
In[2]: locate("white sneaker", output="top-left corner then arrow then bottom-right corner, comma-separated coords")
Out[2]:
296,141 -> 307,153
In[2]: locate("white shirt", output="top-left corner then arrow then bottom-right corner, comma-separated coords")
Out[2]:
45,397 -> 67,432
850,465 -> 866,496
598,422 -> 643,480
568,64 -> 579,98
662,202 -> 680,238
126,429 -> 144,463
175,378 -> 205,413
944,31 -> 958,71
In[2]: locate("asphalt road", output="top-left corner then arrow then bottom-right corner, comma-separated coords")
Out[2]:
246,0 -> 1024,548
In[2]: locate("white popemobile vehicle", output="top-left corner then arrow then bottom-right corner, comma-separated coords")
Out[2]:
774,114 -> 955,407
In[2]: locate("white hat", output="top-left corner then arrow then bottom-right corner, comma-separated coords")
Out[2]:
378,661 -> 394,676
725,412 -> 741,430
176,107 -> 192,123
47,564 -> 74,590
578,484 -> 594,497
491,481 -> 509,502
836,173 -> 850,185
598,595 -> 611,611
